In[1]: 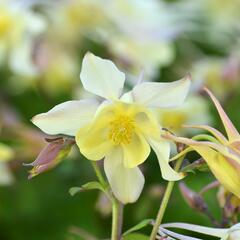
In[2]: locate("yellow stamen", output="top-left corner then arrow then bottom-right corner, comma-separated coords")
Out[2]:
109,115 -> 135,145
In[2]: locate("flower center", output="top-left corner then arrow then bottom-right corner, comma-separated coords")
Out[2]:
109,115 -> 135,145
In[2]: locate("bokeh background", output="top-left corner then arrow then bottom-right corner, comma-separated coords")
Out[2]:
0,0 -> 240,239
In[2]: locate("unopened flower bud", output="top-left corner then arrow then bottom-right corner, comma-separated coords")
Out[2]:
25,137 -> 75,179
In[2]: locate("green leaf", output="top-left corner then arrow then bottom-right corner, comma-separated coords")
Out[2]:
123,219 -> 153,236
122,233 -> 149,240
69,181 -> 104,196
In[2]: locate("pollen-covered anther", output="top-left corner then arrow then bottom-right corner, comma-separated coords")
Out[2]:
109,115 -> 135,145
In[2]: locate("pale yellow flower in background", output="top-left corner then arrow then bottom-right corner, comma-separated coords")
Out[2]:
157,94 -> 211,136
32,53 -> 191,203
0,143 -> 13,163
32,41 -> 79,97
0,124 -> 14,186
46,0 -> 108,45
102,0 -> 190,79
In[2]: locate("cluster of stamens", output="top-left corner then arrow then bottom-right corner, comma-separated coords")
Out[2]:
109,115 -> 135,145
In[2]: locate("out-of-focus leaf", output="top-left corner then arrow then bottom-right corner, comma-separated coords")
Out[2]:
122,233 -> 149,240
123,219 -> 153,236
69,181 -> 104,196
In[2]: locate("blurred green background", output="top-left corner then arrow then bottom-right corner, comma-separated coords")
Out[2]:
1,0 -> 240,239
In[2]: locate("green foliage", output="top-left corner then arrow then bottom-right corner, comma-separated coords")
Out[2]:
123,219 -> 153,236
122,233 -> 149,240
69,181 -> 105,196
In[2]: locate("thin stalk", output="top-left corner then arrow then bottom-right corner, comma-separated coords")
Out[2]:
112,199 -> 124,240
150,156 -> 185,239
90,161 -> 123,240
91,161 -> 108,188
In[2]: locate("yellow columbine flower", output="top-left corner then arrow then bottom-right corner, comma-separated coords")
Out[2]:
165,87 -> 240,198
32,53 -> 190,203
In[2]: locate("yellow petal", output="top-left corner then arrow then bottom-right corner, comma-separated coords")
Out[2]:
104,147 -> 144,204
148,138 -> 185,181
122,133 -> 150,168
135,109 -> 160,139
76,106 -> 114,160
192,145 -> 240,198
0,143 -> 13,162
204,87 -> 240,142
183,124 -> 228,144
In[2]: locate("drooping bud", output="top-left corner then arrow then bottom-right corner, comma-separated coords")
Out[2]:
179,182 -> 209,213
25,137 -> 75,179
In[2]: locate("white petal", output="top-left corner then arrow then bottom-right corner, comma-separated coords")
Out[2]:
126,75 -> 191,108
159,227 -> 202,240
148,138 -> 185,181
161,223 -> 228,238
104,147 -> 144,204
32,99 -> 99,136
80,52 -> 125,99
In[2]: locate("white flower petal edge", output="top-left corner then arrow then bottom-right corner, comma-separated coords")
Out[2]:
148,139 -> 185,181
32,99 -> 99,136
161,223 -> 229,239
80,52 -> 125,100
122,75 -> 191,108
159,227 -> 201,240
104,147 -> 144,204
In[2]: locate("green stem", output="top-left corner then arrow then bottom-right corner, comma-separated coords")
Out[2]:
150,156 -> 185,240
192,134 -> 219,143
91,161 -> 108,188
90,161 -> 123,240
112,199 -> 124,240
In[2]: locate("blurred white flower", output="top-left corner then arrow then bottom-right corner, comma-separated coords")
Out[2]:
0,0 -> 46,77
180,0 -> 240,48
103,0 -> 191,79
44,0 -> 108,44
156,94 -> 211,136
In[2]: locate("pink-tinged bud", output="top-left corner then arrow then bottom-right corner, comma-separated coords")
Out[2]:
179,182 -> 208,213
25,137 -> 75,179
